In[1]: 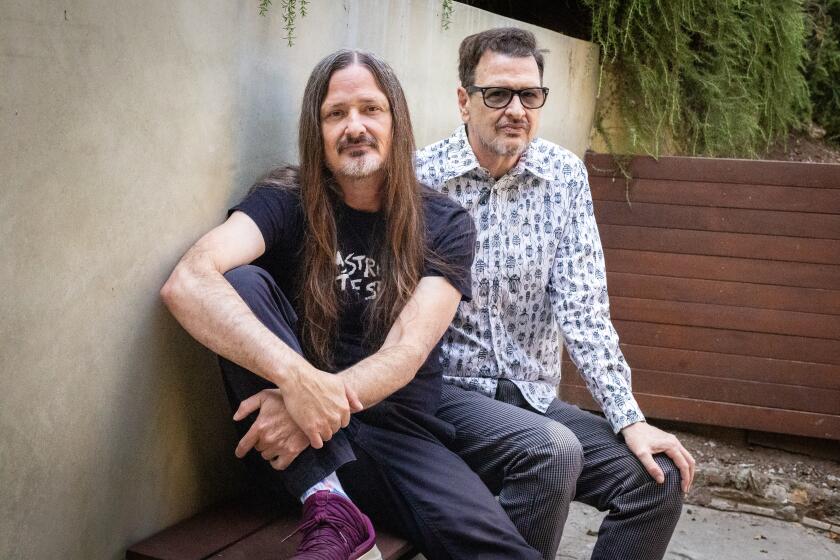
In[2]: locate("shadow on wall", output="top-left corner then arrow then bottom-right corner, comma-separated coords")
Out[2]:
108,303 -> 249,557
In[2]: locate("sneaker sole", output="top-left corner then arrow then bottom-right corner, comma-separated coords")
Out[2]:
354,544 -> 383,560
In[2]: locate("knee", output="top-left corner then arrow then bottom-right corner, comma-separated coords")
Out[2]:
652,455 -> 684,515
224,265 -> 270,300
531,422 -> 584,491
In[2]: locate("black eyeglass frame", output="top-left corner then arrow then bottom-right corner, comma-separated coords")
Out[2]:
465,86 -> 550,109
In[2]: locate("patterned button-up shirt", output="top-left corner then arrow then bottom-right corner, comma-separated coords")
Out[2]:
416,126 -> 644,432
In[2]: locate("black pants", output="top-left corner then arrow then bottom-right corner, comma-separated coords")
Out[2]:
218,265 -> 541,560
438,382 -> 684,560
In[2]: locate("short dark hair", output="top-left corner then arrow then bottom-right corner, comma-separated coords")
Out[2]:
458,27 -> 548,87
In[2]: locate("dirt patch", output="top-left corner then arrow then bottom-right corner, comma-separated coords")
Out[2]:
672,428 -> 840,527
761,131 -> 840,163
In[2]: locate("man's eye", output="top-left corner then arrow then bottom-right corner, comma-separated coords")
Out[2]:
485,89 -> 509,102
521,91 -> 538,100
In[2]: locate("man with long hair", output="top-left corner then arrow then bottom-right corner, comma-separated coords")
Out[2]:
416,28 -> 696,560
161,50 -> 541,559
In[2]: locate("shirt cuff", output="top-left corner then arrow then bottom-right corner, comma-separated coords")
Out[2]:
608,392 -> 646,433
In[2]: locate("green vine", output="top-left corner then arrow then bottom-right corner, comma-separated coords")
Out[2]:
584,0 -> 811,158
805,0 -> 840,144
260,1 -> 454,44
259,0 -> 309,46
441,0 -> 455,30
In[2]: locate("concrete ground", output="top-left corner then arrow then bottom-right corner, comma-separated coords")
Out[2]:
558,502 -> 840,560
408,502 -> 838,560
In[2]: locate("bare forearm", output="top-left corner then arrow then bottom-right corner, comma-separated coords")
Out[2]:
160,250 -> 308,389
339,342 -> 426,408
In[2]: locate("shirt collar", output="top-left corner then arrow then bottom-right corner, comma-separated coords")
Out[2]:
443,125 -> 555,183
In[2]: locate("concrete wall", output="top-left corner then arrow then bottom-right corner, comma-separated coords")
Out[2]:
0,1 -> 598,558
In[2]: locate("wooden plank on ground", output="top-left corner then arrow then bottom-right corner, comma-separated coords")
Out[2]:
612,320 -> 840,365
560,385 -> 840,440
585,153 -> 840,189
599,225 -> 840,265
594,201 -> 840,239
606,272 -> 840,315
561,365 -> 840,415
609,296 -> 840,339
590,176 -> 840,213
604,249 -> 840,290
610,344 -> 840,389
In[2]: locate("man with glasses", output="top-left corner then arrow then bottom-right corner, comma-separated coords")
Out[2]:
416,27 -> 696,560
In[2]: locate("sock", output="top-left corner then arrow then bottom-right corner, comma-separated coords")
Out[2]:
300,471 -> 349,503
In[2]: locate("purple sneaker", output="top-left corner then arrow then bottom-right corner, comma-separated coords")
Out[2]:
287,491 -> 381,560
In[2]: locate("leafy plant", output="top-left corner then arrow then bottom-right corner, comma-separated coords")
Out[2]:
260,1 -> 455,44
259,0 -> 309,46
585,0 -> 811,157
805,0 -> 840,144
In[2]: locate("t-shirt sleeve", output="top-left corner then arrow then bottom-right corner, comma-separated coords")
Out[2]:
228,185 -> 300,251
424,199 -> 477,301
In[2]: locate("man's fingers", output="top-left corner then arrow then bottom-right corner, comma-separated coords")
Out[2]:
233,393 -> 263,421
638,452 -> 665,484
680,444 -> 697,493
346,386 -> 364,413
235,424 -> 261,458
664,446 -> 692,493
306,429 -> 324,449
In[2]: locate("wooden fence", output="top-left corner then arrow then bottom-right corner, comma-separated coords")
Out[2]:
559,153 -> 840,440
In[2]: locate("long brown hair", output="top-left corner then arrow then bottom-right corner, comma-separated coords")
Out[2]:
294,49 -> 425,370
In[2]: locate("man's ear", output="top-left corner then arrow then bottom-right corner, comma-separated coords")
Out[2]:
457,86 -> 470,124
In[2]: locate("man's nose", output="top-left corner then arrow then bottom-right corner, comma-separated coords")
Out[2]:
505,94 -> 526,119
345,109 -> 366,137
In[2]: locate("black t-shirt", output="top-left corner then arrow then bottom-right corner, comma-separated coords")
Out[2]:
230,183 -> 475,413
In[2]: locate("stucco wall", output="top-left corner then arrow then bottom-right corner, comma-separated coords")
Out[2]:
0,1 -> 598,558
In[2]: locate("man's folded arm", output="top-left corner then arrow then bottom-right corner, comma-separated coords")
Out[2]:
160,211 -> 355,449
339,275 -> 463,408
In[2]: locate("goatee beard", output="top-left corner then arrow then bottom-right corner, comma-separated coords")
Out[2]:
339,155 -> 382,179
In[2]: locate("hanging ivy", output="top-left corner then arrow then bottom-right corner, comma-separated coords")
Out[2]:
259,0 -> 309,46
805,0 -> 840,144
260,1 -> 454,45
584,0 -> 811,158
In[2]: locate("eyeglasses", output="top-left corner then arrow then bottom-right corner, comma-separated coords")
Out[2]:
466,86 -> 549,109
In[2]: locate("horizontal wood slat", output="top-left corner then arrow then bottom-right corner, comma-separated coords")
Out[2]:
126,498 -> 415,560
614,344 -> 840,389
599,224 -> 840,265
560,385 -> 840,440
606,273 -> 840,315
605,249 -> 840,290
585,152 -> 840,189
126,499 -> 277,560
594,201 -> 840,239
590,176 -> 840,213
206,517 -> 300,558
610,296 -> 840,339
561,364 -> 840,415
584,153 -> 840,439
210,518 -> 414,560
613,320 -> 840,365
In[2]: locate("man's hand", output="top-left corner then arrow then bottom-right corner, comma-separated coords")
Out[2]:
278,368 -> 364,449
234,389 -> 310,470
621,421 -> 696,493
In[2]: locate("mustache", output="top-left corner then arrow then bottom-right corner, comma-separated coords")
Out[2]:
338,135 -> 378,152
496,120 -> 529,131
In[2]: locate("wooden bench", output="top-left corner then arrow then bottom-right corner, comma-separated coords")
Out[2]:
126,496 -> 417,560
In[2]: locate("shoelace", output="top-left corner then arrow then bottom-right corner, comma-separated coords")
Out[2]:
282,513 -> 354,551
